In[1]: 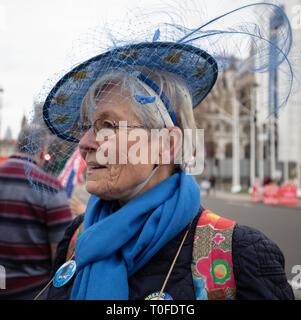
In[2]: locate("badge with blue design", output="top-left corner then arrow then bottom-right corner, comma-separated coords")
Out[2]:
145,291 -> 173,300
53,260 -> 76,288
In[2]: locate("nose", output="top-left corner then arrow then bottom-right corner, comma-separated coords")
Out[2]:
79,129 -> 99,158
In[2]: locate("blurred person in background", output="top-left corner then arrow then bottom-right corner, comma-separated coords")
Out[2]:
0,126 -> 72,300
201,178 -> 211,196
209,175 -> 216,196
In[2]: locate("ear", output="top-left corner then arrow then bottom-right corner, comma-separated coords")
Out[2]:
159,127 -> 183,165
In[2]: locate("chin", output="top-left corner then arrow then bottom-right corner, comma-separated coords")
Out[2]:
85,181 -> 104,197
85,181 -> 120,200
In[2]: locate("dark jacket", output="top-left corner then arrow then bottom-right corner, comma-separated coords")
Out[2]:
42,208 -> 294,300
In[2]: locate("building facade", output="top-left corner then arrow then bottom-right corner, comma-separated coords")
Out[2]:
254,0 -> 301,192
194,59 -> 256,186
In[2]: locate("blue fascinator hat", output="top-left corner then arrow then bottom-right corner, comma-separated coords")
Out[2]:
43,41 -> 218,143
40,2 -> 295,144
24,1 -> 296,193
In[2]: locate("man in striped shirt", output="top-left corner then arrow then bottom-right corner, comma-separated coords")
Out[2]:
0,127 -> 72,299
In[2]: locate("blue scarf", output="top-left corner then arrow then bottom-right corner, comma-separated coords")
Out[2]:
70,170 -> 200,300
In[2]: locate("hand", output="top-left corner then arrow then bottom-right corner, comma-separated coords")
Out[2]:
68,197 -> 87,216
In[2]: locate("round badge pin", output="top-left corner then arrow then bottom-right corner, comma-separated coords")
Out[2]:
53,260 -> 76,288
145,291 -> 173,300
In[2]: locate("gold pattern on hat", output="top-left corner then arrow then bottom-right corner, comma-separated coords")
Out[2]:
193,63 -> 209,78
52,114 -> 70,123
119,50 -> 141,60
53,91 -> 69,105
162,49 -> 184,64
71,71 -> 88,81
193,87 -> 208,97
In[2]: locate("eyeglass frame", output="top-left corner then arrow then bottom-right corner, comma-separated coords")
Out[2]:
79,118 -> 147,136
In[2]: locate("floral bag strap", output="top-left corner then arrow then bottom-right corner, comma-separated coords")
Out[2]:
66,222 -> 84,261
191,209 -> 237,300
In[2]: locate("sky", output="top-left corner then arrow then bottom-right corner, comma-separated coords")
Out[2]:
0,0 -> 261,139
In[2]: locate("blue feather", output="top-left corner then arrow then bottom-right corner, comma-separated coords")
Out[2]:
134,95 -> 156,104
152,29 -> 160,42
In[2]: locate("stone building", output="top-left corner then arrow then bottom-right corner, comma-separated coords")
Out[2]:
254,0 -> 301,193
193,58 -> 256,185
277,0 -> 301,191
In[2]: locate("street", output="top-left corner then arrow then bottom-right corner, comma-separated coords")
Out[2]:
202,194 -> 301,299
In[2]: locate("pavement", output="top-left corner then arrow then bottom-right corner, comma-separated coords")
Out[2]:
202,189 -> 301,208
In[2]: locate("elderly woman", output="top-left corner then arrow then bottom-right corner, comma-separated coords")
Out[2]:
33,4 -> 295,300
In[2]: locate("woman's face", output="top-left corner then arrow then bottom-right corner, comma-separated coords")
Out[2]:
79,85 -> 156,200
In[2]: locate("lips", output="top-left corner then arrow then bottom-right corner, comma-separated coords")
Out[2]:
86,162 -> 107,171
90,165 -> 106,169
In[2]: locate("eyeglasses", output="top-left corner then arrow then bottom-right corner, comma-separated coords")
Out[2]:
78,118 -> 146,137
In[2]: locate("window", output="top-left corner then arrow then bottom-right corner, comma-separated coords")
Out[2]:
225,143 -> 233,158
